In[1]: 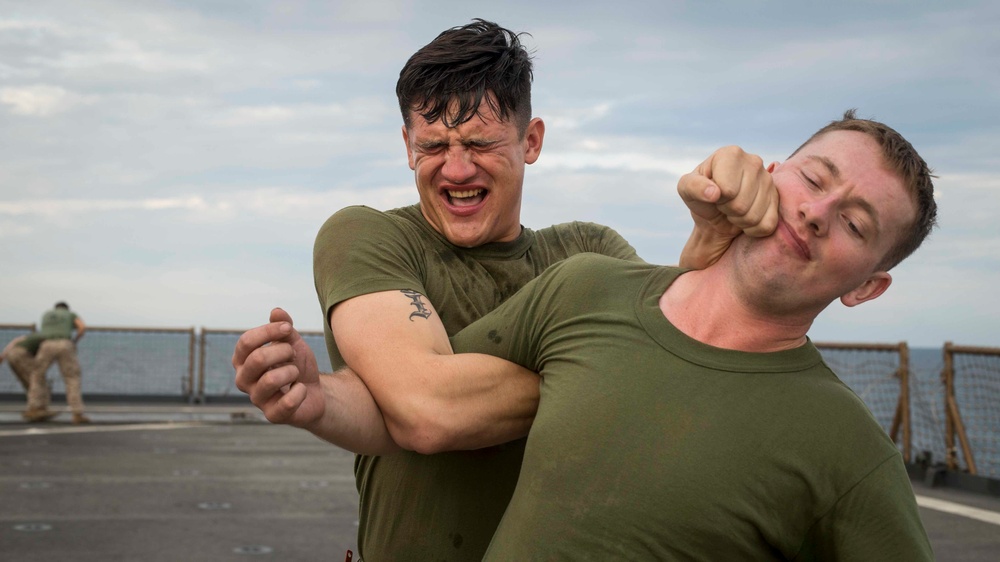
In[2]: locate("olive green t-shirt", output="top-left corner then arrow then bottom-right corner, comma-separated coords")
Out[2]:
451,254 -> 933,561
312,205 -> 640,561
39,308 -> 77,340
16,333 -> 45,355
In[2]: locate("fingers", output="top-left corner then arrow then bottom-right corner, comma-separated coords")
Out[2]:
687,145 -> 779,238
269,307 -> 294,325
706,147 -> 763,204
259,378 -> 308,425
740,186 -> 780,238
678,170 -> 721,205
678,171 -> 724,223
717,168 -> 778,235
234,340 -> 295,392
232,321 -> 293,370
247,361 -> 297,406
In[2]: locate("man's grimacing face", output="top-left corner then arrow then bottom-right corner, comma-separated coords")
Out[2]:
403,98 -> 544,248
732,130 -> 918,315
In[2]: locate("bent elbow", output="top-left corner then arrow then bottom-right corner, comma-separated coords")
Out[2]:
385,416 -> 456,455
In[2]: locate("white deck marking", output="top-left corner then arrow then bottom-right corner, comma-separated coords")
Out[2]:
915,494 -> 1000,526
0,422 -> 204,437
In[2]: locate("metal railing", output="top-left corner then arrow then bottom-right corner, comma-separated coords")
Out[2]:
2,324 -> 998,477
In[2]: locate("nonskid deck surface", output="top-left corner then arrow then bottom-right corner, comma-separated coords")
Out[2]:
0,403 -> 998,562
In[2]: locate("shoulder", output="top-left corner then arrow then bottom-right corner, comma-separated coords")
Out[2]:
316,205 -> 423,245
552,252 -> 648,276
532,254 -> 657,302
319,205 -> 387,231
536,220 -> 620,239
789,367 -> 900,463
555,251 -> 624,269
532,221 -> 639,261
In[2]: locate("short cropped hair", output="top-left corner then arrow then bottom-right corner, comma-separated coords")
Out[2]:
55,302 -> 69,310
791,110 -> 937,271
396,19 -> 534,136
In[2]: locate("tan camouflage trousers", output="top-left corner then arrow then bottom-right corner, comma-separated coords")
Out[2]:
27,339 -> 84,414
5,345 -> 51,404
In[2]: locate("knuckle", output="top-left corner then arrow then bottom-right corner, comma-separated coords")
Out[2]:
724,198 -> 753,217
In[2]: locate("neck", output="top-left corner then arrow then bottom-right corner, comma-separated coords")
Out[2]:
662,264 -> 816,353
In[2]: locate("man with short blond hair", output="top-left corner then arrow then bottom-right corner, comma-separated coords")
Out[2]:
447,110 -> 937,559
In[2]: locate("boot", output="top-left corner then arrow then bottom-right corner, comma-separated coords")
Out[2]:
23,408 -> 58,422
72,413 -> 91,424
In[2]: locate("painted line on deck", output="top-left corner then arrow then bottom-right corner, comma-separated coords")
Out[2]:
915,494 -> 1000,526
0,422 -> 205,438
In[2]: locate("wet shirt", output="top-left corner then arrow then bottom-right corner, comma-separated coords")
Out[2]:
312,204 -> 640,561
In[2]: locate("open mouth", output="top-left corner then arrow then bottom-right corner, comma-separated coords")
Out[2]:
447,188 -> 486,208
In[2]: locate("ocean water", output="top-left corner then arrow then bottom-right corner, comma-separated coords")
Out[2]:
0,327 -> 331,399
819,345 -> 999,479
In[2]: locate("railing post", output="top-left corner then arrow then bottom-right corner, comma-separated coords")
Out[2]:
187,327 -> 197,403
942,342 -> 957,470
197,328 -> 207,404
899,342 -> 911,463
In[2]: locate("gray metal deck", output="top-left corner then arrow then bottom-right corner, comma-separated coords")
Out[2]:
1,404 -> 998,561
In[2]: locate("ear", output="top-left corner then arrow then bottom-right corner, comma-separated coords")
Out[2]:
766,161 -> 780,173
840,272 -> 892,307
523,117 -> 545,165
402,125 -> 415,170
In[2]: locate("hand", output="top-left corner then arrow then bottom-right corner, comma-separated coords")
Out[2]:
677,146 -> 779,269
232,308 -> 325,428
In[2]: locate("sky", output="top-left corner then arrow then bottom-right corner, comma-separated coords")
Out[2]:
1,0 -> 997,348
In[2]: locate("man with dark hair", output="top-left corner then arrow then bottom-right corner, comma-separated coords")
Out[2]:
442,110 -> 937,558
233,19 -> 775,560
24,301 -> 89,423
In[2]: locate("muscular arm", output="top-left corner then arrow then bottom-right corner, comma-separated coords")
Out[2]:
331,289 -> 539,455
237,156 -> 774,455
233,309 -> 401,456
308,368 -> 402,455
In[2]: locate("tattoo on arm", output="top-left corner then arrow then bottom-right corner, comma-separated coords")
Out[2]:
400,290 -> 432,321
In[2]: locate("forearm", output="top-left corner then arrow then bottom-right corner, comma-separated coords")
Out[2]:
375,352 -> 540,454
304,368 -> 402,456
333,290 -> 539,454
677,223 -> 736,270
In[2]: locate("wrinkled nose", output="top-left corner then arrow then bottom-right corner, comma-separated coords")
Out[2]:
799,198 -> 830,237
441,146 -> 476,183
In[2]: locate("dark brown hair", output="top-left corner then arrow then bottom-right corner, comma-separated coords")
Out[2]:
396,19 -> 534,136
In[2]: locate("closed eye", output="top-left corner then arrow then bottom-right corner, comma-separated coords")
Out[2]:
844,216 -> 864,238
465,140 -> 498,150
417,141 -> 448,153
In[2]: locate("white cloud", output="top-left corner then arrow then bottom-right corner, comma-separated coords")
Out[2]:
0,196 -> 207,215
0,84 -> 94,116
0,1 -> 996,350
541,148 -> 700,176
0,184 -> 416,230
542,101 -> 614,130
